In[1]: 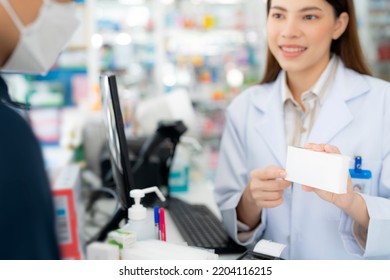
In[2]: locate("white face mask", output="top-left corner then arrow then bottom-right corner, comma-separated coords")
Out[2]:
0,0 -> 80,74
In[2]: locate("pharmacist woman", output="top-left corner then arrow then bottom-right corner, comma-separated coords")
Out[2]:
0,0 -> 79,259
214,0 -> 390,259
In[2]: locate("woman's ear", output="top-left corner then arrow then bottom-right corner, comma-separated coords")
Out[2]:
332,12 -> 349,40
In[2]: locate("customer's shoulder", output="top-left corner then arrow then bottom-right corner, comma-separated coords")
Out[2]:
0,103 -> 34,144
0,103 -> 26,128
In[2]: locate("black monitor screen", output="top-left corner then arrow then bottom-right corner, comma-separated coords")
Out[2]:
100,74 -> 134,209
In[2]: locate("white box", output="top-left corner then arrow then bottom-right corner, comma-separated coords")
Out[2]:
285,146 -> 351,194
86,242 -> 119,260
254,240 -> 286,258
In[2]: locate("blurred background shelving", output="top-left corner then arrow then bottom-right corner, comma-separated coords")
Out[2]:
91,0 -> 267,150
357,0 -> 390,81
3,0 -> 390,181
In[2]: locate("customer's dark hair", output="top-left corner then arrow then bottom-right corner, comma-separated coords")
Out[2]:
260,0 -> 371,84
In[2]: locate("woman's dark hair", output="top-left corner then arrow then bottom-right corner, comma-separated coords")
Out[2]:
260,0 -> 372,84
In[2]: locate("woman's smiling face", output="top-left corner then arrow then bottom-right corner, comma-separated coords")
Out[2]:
267,0 -> 348,78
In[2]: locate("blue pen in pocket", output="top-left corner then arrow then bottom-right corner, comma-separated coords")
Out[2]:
349,155 -> 372,194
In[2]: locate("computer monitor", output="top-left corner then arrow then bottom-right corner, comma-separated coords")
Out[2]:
100,74 -> 134,210
92,74 -> 186,243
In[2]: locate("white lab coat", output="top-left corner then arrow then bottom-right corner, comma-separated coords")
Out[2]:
214,59 -> 390,259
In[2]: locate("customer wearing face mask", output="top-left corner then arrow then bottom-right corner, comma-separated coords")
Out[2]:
0,0 -> 80,259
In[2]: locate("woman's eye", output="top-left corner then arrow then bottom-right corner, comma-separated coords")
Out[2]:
271,13 -> 284,19
304,15 -> 318,20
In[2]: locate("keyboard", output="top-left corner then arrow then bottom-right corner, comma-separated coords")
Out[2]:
166,197 -> 246,254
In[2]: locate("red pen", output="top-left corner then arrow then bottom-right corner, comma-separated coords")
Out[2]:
159,207 -> 166,242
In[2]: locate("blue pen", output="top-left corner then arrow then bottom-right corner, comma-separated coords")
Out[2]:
354,156 -> 362,173
154,206 -> 160,240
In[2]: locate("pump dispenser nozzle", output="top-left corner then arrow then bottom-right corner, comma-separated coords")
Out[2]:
128,186 -> 166,220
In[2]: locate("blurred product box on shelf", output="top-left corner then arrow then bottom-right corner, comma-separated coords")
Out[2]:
29,108 -> 62,144
52,164 -> 84,260
378,40 -> 390,61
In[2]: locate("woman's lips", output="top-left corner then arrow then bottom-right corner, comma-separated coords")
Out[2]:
279,45 -> 307,57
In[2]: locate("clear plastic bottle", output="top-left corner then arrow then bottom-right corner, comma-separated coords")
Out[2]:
169,145 -> 190,192
121,186 -> 166,241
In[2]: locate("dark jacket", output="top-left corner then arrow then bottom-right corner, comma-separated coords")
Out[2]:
0,76 -> 60,259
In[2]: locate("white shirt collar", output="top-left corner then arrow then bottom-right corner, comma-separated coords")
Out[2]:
281,55 -> 338,105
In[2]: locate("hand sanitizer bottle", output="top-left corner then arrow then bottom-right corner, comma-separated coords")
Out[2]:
121,186 -> 166,241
